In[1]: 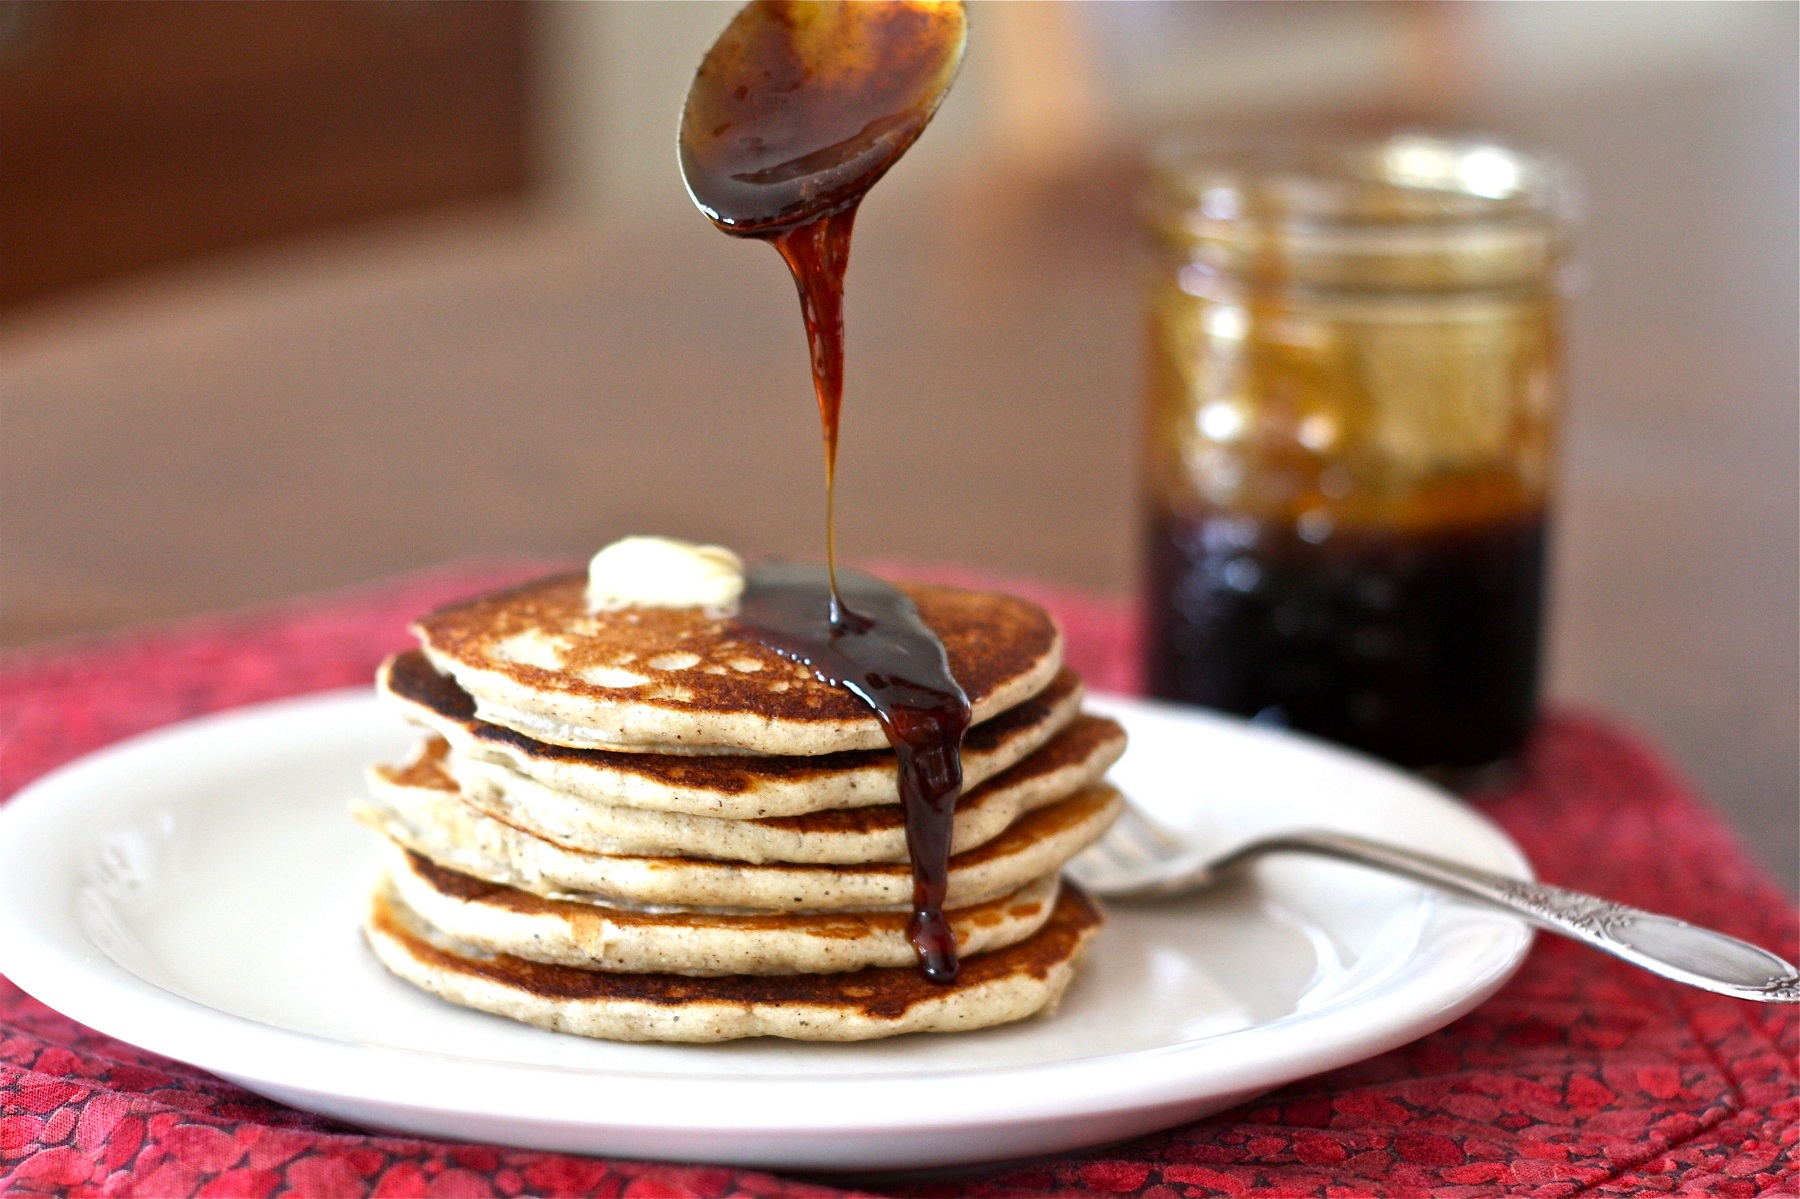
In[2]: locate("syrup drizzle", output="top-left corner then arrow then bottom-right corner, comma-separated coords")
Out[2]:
770,208 -> 855,605
736,562 -> 970,981
680,1 -> 970,980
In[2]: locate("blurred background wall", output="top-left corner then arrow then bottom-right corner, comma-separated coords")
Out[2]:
2,1 -> 1794,888
0,1 -> 533,305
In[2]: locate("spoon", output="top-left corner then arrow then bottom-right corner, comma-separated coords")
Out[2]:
679,0 -> 968,235
1068,804 -> 1800,1005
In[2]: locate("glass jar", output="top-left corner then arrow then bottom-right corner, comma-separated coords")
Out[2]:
1140,135 -> 1573,774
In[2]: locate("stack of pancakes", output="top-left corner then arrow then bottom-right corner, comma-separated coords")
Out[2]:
356,572 -> 1125,1042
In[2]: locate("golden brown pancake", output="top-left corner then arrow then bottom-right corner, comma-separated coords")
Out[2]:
380,650 -> 1084,817
357,760 -> 1123,909
364,881 -> 1103,1042
411,573 -> 1063,754
373,715 -> 1125,865
362,570 -> 1121,1043
379,842 -> 1063,975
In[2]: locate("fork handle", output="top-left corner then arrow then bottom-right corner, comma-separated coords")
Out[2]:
1220,832 -> 1800,1004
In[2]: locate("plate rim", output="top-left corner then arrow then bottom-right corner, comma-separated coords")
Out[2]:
0,688 -> 1534,1142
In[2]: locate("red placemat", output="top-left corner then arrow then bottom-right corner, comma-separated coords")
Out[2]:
2,564 -> 1795,1198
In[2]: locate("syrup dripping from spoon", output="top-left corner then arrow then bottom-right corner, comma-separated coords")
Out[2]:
680,1 -> 971,980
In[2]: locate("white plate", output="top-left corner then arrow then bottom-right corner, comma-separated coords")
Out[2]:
0,690 -> 1532,1171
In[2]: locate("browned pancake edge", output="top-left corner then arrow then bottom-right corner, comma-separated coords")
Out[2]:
368,883 -> 1102,1021
381,649 -> 1083,795
397,847 -> 1057,933
411,573 -> 1061,727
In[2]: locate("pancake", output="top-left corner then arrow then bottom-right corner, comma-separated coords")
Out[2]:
379,715 -> 1126,864
411,573 -> 1063,755
365,881 -> 1103,1042
380,841 -> 1062,975
358,768 -> 1123,910
380,650 -> 1083,818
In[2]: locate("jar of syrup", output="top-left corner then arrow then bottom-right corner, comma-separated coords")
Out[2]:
1141,136 -> 1573,775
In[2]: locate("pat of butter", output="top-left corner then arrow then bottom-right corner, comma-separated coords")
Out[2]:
586,536 -> 745,617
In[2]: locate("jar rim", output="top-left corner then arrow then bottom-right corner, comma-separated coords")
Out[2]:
1144,134 -> 1576,291
1146,133 -> 1577,232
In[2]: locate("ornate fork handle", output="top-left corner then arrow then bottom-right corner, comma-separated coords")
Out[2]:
1212,832 -> 1800,1004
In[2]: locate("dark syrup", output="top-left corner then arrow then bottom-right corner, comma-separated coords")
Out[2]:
737,562 -> 970,981
681,2 -> 971,980
1145,507 -> 1546,771
770,207 -> 855,595
678,2 -> 964,236
737,212 -> 974,980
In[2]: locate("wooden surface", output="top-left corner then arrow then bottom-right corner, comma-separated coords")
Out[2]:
0,1 -> 531,308
1,189 -> 1793,890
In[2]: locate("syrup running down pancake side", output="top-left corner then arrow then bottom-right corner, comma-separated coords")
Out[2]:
737,563 -> 970,980
680,1 -> 972,980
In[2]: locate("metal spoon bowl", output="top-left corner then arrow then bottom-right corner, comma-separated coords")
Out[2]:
679,0 -> 967,234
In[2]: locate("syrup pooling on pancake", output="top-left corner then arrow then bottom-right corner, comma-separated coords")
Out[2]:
409,575 -> 1061,756
737,561 -> 970,981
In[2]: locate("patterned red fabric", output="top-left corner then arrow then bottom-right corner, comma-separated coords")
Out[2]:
1,564 -> 1794,1198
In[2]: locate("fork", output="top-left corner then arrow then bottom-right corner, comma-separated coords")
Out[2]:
1066,804 -> 1800,1004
